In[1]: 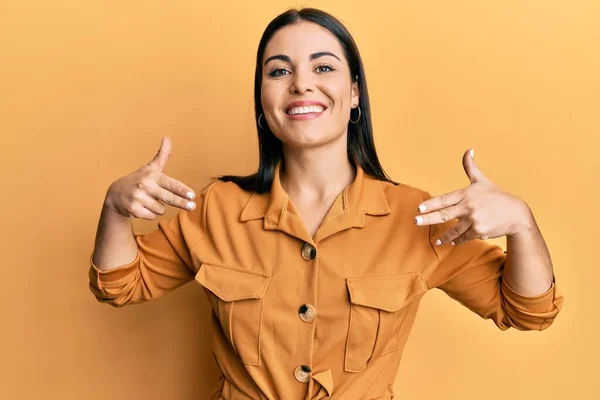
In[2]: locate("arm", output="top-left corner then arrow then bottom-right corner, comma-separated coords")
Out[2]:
425,196 -> 564,331
503,205 -> 555,296
417,151 -> 564,331
88,181 -> 216,308
92,198 -> 138,271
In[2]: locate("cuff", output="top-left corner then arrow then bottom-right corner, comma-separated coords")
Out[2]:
501,276 -> 556,314
89,250 -> 140,286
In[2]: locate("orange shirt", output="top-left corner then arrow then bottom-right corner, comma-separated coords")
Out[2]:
89,161 -> 564,400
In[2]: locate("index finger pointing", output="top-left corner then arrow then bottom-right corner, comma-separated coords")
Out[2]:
157,174 -> 195,202
418,188 -> 465,214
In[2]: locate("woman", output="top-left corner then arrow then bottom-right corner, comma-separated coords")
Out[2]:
89,8 -> 564,400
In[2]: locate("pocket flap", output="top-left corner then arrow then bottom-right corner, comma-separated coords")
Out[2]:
195,263 -> 271,302
346,272 -> 428,312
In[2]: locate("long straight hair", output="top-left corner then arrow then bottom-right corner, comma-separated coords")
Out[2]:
218,8 -> 397,193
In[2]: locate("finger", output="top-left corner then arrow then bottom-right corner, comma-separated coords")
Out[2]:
152,180 -> 196,211
415,203 -> 464,226
417,188 -> 465,214
156,173 -> 196,201
451,226 -> 482,246
147,137 -> 172,173
128,203 -> 158,220
138,192 -> 167,216
462,148 -> 486,184
434,219 -> 471,246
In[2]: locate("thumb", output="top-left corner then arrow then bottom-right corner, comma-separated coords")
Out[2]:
462,148 -> 486,184
147,137 -> 172,173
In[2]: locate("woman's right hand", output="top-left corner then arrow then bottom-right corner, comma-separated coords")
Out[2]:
104,137 -> 197,220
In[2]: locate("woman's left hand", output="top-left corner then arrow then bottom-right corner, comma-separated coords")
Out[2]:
414,149 -> 534,246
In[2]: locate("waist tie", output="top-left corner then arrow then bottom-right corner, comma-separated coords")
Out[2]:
306,369 -> 334,400
211,370 -> 336,400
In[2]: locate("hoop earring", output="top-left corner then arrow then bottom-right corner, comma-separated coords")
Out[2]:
258,113 -> 269,131
350,105 -> 361,124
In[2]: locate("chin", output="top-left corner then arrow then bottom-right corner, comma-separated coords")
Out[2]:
275,122 -> 346,147
278,127 -> 328,147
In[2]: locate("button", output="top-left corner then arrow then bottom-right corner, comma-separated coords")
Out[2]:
301,243 -> 316,261
299,304 -> 317,323
294,365 -> 312,382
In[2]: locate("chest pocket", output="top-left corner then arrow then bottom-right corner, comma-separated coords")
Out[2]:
345,272 -> 428,373
195,262 -> 271,366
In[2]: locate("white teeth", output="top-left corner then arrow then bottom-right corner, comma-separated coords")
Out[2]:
287,105 -> 325,115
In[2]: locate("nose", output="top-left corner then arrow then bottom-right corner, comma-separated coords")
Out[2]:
289,69 -> 313,94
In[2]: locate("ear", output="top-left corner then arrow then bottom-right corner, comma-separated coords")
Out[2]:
351,75 -> 360,107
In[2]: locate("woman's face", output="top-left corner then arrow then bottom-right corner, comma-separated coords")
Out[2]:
261,21 -> 359,148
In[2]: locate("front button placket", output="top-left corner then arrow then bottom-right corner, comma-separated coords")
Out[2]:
293,239 -> 319,389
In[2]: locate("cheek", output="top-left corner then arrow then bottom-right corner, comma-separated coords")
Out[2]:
323,84 -> 352,114
331,93 -> 352,119
338,96 -> 346,114
261,82 -> 283,111
260,86 -> 272,110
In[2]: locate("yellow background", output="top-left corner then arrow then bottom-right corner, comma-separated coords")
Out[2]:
1,0 -> 597,398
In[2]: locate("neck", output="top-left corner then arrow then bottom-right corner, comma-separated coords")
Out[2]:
279,137 -> 356,202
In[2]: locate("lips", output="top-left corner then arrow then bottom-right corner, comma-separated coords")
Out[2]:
285,100 -> 328,114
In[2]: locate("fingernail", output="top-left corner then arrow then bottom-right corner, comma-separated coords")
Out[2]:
186,192 -> 195,200
435,239 -> 442,246
186,202 -> 195,210
415,216 -> 423,225
451,241 -> 456,246
418,204 -> 427,212
470,149 -> 475,158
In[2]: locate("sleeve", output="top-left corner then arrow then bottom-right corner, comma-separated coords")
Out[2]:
88,180 -> 217,308
424,192 -> 564,331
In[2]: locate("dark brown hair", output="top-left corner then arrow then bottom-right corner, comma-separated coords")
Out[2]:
218,7 -> 397,192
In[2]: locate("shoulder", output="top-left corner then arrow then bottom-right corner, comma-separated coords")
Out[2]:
197,178 -> 255,211
377,179 -> 432,210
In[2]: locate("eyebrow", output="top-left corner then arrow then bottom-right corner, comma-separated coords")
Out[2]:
263,51 -> 341,66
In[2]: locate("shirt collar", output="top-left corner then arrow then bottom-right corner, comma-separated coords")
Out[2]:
239,159 -> 391,243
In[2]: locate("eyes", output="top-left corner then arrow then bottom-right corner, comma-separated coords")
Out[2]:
268,64 -> 336,78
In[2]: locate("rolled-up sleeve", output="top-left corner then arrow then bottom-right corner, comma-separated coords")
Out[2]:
88,180 -> 216,308
424,195 -> 564,331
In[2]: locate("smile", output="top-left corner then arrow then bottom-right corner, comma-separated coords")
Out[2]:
287,105 -> 325,115
285,105 -> 326,120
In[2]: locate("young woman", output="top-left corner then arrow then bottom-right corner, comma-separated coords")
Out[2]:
89,8 -> 564,400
